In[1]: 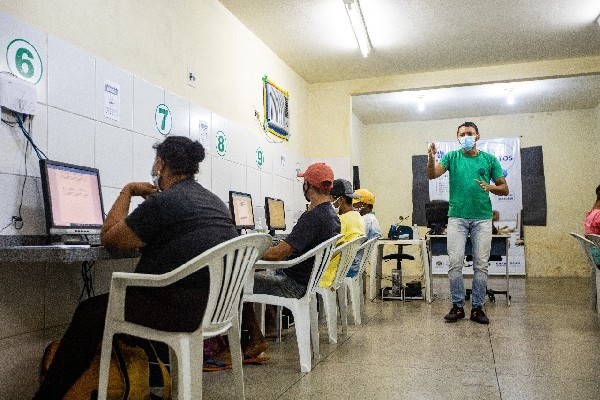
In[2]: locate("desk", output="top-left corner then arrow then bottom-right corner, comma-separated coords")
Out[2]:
369,239 -> 431,302
427,234 -> 511,305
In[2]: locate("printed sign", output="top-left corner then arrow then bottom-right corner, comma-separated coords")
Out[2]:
216,130 -> 227,157
155,104 -> 172,136
256,147 -> 264,169
103,80 -> 120,121
199,120 -> 209,152
6,38 -> 43,84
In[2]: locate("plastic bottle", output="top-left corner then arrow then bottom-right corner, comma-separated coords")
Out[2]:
413,224 -> 419,240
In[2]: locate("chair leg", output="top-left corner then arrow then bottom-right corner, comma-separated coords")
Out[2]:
338,284 -> 348,336
97,331 -> 114,400
276,306 -> 283,343
173,336 -> 203,400
309,295 -> 320,362
321,291 -> 338,344
169,348 -> 179,399
349,279 -> 362,325
228,313 -> 245,400
293,302 -> 313,372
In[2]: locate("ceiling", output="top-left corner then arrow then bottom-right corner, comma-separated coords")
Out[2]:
219,1 -> 600,124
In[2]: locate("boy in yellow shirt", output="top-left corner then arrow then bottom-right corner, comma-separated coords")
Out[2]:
319,179 -> 366,288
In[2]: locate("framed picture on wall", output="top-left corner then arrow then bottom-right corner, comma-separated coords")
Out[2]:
263,75 -> 290,140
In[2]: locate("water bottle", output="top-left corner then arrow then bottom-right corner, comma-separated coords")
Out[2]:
255,217 -> 266,233
413,224 -> 419,240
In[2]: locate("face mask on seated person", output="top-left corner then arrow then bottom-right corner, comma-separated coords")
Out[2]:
150,169 -> 162,192
331,198 -> 340,214
459,136 -> 476,151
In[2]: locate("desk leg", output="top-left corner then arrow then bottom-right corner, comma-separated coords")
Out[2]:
505,239 -> 511,306
421,240 -> 433,303
369,244 -> 383,301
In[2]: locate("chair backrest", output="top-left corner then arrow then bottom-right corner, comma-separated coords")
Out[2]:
329,236 -> 366,289
570,232 -> 597,270
302,234 -> 344,299
354,235 -> 381,276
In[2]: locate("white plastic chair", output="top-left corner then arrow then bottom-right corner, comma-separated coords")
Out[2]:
243,234 -> 342,373
571,232 -> 600,313
98,233 -> 272,400
315,236 -> 366,343
344,235 -> 381,325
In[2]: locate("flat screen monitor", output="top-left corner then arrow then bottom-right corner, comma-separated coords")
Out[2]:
39,159 -> 105,235
229,191 -> 255,230
265,197 -> 286,232
425,200 -> 449,234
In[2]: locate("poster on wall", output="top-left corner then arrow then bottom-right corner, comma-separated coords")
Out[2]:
263,75 -> 290,141
428,137 -> 525,275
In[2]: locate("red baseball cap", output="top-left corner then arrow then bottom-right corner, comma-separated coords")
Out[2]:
297,163 -> 334,191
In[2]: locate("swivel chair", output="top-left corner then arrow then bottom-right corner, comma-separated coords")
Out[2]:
464,254 -> 510,302
382,225 -> 414,297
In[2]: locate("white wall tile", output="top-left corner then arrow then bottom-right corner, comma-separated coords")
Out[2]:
293,178 -> 307,215
273,175 -> 293,212
0,13 -> 48,104
228,123 -> 248,166
0,107 -> 47,178
44,262 -> 84,327
0,173 -> 45,236
211,156 -> 232,202
47,36 -> 95,118
47,107 -> 95,166
95,122 -> 133,188
196,154 -> 211,190
133,77 -> 164,139
165,92 -> 189,137
230,162 -> 246,193
132,132 -> 157,182
190,103 -> 211,155
246,167 -> 261,205
260,170 -> 273,201
95,59 -> 134,130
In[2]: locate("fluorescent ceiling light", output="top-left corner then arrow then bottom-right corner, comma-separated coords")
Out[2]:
505,89 -> 515,105
597,14 -> 600,26
343,0 -> 372,57
417,97 -> 425,112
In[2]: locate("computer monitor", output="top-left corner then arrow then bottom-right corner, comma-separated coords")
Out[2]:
265,197 -> 286,234
425,200 -> 449,235
39,159 -> 105,236
229,191 -> 255,231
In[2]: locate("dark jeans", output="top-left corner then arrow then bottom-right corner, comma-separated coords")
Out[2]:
35,286 -> 208,399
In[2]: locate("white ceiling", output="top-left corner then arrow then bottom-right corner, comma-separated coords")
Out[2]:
219,0 -> 600,123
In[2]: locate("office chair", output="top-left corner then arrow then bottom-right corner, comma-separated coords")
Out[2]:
464,254 -> 509,302
382,225 -> 415,291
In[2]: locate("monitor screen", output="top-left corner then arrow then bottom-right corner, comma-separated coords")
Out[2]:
39,159 -> 105,235
229,191 -> 255,229
265,197 -> 286,231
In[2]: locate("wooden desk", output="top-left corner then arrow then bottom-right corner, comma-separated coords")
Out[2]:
427,234 -> 511,305
369,239 -> 431,302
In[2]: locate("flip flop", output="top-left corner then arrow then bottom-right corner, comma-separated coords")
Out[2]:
203,358 -> 232,372
242,353 -> 270,364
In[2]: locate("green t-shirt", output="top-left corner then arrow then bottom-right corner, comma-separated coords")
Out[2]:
439,149 -> 504,220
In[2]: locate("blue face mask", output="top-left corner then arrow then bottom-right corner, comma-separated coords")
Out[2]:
459,136 -> 476,151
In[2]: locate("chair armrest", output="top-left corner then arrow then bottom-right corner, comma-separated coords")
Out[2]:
255,234 -> 343,270
110,271 -> 172,288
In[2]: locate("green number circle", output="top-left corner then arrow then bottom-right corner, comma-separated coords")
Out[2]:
6,39 -> 43,84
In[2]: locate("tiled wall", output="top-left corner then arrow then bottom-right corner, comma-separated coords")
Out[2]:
0,12 -> 309,397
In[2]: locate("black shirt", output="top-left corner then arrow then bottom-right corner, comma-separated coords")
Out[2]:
282,202 -> 341,286
125,178 -> 238,290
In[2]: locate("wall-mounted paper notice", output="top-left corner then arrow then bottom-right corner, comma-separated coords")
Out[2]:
104,80 -> 120,121
199,120 -> 209,150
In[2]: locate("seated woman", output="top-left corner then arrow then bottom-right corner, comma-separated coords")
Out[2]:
585,184 -> 600,266
35,136 -> 239,399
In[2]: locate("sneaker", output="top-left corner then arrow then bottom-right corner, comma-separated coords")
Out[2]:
470,306 -> 490,324
444,305 -> 465,322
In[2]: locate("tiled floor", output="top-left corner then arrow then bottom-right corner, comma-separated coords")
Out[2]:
202,277 -> 600,399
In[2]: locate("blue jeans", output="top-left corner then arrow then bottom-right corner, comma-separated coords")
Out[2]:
447,217 -> 493,308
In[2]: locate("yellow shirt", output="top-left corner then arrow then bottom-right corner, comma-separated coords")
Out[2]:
319,211 -> 366,288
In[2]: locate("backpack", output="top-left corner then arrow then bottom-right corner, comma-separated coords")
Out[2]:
41,337 -> 171,400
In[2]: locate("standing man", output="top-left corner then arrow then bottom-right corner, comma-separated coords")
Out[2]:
427,122 -> 508,324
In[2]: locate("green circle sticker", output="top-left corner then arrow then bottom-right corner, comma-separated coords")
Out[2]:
6,39 -> 43,84
154,104 -> 172,136
256,147 -> 265,169
216,130 -> 227,157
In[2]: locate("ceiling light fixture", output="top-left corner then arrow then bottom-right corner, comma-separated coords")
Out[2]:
343,0 -> 372,57
506,89 -> 515,105
417,96 -> 425,112
597,14 -> 600,27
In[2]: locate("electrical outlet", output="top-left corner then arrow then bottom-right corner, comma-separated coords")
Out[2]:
187,67 -> 196,88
